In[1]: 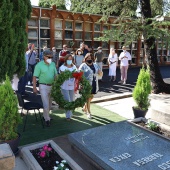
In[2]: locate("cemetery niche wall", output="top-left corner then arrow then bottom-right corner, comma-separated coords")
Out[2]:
27,5 -> 170,68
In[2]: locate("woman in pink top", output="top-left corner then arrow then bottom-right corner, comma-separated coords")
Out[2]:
119,46 -> 131,84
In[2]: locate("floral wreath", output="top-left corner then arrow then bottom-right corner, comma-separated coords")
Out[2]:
51,70 -> 92,111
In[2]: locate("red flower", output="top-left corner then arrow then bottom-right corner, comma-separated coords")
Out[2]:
43,145 -> 48,151
48,147 -> 52,151
40,151 -> 46,158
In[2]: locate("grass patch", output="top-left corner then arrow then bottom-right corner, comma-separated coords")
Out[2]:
18,104 -> 126,146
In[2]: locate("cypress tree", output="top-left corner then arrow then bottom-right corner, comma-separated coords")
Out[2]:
0,0 -> 14,81
12,0 -> 32,78
0,0 -> 31,82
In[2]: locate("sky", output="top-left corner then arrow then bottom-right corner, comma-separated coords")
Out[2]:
30,0 -> 39,6
30,0 -> 71,10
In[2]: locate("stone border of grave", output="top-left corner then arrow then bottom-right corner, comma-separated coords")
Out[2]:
128,117 -> 170,141
0,143 -> 15,170
20,140 -> 83,170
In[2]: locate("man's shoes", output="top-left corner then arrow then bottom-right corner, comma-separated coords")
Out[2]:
123,81 -> 126,84
109,78 -> 112,82
45,120 -> 50,127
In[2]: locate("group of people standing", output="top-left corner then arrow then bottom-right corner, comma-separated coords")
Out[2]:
16,42 -> 131,127
32,49 -> 102,126
108,46 -> 132,84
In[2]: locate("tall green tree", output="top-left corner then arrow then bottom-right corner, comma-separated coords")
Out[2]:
39,1 -> 51,8
0,0 -> 31,82
44,0 -> 170,94
39,0 -> 66,10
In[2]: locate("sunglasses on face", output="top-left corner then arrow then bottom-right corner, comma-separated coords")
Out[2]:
46,55 -> 53,59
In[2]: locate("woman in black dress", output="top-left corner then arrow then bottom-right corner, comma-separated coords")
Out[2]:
79,53 -> 102,118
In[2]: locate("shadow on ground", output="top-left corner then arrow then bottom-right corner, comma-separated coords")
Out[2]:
18,104 -> 125,146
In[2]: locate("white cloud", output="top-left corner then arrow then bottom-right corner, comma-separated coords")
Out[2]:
30,0 -> 39,6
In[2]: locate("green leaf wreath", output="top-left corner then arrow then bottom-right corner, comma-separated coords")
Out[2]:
51,70 -> 92,111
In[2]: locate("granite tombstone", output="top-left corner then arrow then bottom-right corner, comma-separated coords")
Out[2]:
68,121 -> 170,170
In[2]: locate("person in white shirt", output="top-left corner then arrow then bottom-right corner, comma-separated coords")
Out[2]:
119,46 -> 132,84
108,48 -> 118,82
59,54 -> 77,120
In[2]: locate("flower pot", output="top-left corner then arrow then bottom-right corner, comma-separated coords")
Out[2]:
132,106 -> 148,118
21,140 -> 83,170
0,133 -> 21,155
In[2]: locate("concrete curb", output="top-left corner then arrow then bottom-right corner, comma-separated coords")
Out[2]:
91,92 -> 132,103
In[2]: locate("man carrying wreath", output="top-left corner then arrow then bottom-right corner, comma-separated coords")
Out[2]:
33,50 -> 57,127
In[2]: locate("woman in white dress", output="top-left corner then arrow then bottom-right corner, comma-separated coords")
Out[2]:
108,48 -> 118,81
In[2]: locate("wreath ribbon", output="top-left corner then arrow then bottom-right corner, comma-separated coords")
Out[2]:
72,72 -> 83,93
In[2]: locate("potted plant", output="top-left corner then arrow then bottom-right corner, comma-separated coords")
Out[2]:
0,76 -> 21,155
132,66 -> 152,118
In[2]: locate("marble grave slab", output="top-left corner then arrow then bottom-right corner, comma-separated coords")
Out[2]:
68,121 -> 170,170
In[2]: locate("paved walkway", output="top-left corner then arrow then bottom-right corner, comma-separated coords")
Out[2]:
95,65 -> 170,98
13,157 -> 28,170
96,97 -> 151,120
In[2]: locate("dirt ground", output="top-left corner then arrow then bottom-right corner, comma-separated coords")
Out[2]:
136,122 -> 170,139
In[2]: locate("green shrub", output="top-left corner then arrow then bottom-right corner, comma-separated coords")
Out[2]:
132,66 -> 152,111
147,121 -> 159,131
0,0 -> 31,81
0,76 -> 21,141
